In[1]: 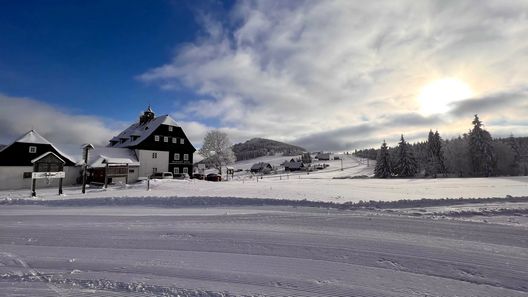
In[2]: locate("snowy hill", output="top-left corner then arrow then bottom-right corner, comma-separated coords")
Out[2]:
232,138 -> 305,161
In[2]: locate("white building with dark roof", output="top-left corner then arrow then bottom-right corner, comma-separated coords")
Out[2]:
91,106 -> 196,181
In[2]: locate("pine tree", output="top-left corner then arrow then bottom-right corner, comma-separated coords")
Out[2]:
374,141 -> 392,178
394,134 -> 418,177
434,131 -> 447,176
426,130 -> 446,177
425,130 -> 437,177
468,115 -> 496,177
508,133 -> 521,175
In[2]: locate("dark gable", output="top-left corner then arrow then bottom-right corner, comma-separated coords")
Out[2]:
0,142 -> 75,166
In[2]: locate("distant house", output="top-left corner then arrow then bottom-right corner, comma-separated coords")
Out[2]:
0,130 -> 79,190
315,152 -> 333,161
250,162 -> 272,173
283,158 -> 305,171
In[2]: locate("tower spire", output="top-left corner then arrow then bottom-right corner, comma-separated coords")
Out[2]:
139,104 -> 155,124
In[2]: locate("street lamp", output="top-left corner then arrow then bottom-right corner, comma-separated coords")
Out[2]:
81,144 -> 94,194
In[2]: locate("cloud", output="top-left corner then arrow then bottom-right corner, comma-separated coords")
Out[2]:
449,88 -> 528,117
0,94 -> 120,157
141,0 -> 528,151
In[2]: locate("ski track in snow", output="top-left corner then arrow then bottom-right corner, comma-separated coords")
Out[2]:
0,205 -> 527,296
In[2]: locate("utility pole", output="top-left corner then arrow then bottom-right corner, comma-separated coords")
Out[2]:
81,144 -> 94,194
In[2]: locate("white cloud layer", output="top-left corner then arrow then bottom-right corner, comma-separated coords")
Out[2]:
0,94 -> 120,157
141,0 -> 528,151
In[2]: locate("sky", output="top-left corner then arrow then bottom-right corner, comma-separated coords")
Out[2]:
1,0 -> 527,157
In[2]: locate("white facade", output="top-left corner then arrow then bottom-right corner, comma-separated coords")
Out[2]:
0,166 -> 80,190
136,149 -> 169,178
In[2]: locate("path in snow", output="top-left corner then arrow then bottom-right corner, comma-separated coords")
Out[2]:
0,205 -> 527,296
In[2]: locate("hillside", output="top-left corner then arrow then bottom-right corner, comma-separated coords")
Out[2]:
232,138 -> 306,161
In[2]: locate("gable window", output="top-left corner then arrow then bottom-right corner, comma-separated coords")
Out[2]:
168,126 -> 173,132
174,153 -> 180,160
154,135 -> 160,142
180,138 -> 185,144
152,152 -> 158,159
29,146 -> 37,153
184,154 -> 189,161
172,137 -> 177,144
164,136 -> 168,142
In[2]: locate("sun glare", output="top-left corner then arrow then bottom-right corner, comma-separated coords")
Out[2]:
417,78 -> 474,116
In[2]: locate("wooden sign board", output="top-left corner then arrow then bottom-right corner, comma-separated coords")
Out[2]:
32,171 -> 65,179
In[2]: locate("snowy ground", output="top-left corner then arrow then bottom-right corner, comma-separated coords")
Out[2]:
0,205 -> 527,296
2,174 -> 528,203
1,155 -> 527,296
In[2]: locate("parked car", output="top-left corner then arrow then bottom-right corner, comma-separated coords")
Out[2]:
150,172 -> 173,179
206,173 -> 222,182
192,173 -> 205,180
173,173 -> 190,180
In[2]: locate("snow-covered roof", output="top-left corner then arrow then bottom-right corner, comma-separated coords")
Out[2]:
0,130 -> 76,163
87,147 -> 139,168
16,129 -> 52,144
109,115 -> 178,148
251,162 -> 272,170
31,151 -> 65,164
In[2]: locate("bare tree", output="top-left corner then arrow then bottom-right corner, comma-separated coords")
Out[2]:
199,130 -> 236,175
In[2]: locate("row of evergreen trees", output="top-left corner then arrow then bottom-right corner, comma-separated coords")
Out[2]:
355,115 -> 527,178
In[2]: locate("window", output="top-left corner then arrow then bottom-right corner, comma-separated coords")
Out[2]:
164,136 -> 168,142
174,167 -> 179,174
174,153 -> 180,160
129,169 -> 135,173
152,168 -> 157,174
184,154 -> 189,161
152,152 -> 158,159
180,138 -> 185,144
172,137 -> 177,144
183,167 -> 188,174
23,172 -> 32,178
168,126 -> 173,132
29,146 -> 37,153
154,135 -> 160,142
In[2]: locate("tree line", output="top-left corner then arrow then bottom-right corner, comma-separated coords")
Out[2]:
354,115 -> 528,178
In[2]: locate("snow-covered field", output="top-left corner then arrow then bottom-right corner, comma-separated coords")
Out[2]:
1,205 -> 527,296
1,156 -> 528,202
2,174 -> 528,203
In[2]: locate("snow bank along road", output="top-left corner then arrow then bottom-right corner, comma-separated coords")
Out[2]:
0,205 -> 527,296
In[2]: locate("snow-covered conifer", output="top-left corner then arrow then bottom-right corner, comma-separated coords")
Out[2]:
468,115 -> 496,177
394,134 -> 418,177
374,141 -> 392,178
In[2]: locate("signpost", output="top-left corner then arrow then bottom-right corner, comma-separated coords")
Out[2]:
31,152 -> 66,197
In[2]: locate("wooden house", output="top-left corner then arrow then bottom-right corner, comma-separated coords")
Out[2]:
250,162 -> 272,173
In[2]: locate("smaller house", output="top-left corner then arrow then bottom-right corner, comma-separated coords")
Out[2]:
0,130 -> 78,190
86,147 -> 140,185
250,162 -> 272,174
283,158 -> 305,171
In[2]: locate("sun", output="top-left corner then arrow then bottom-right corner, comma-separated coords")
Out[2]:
417,78 -> 474,116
